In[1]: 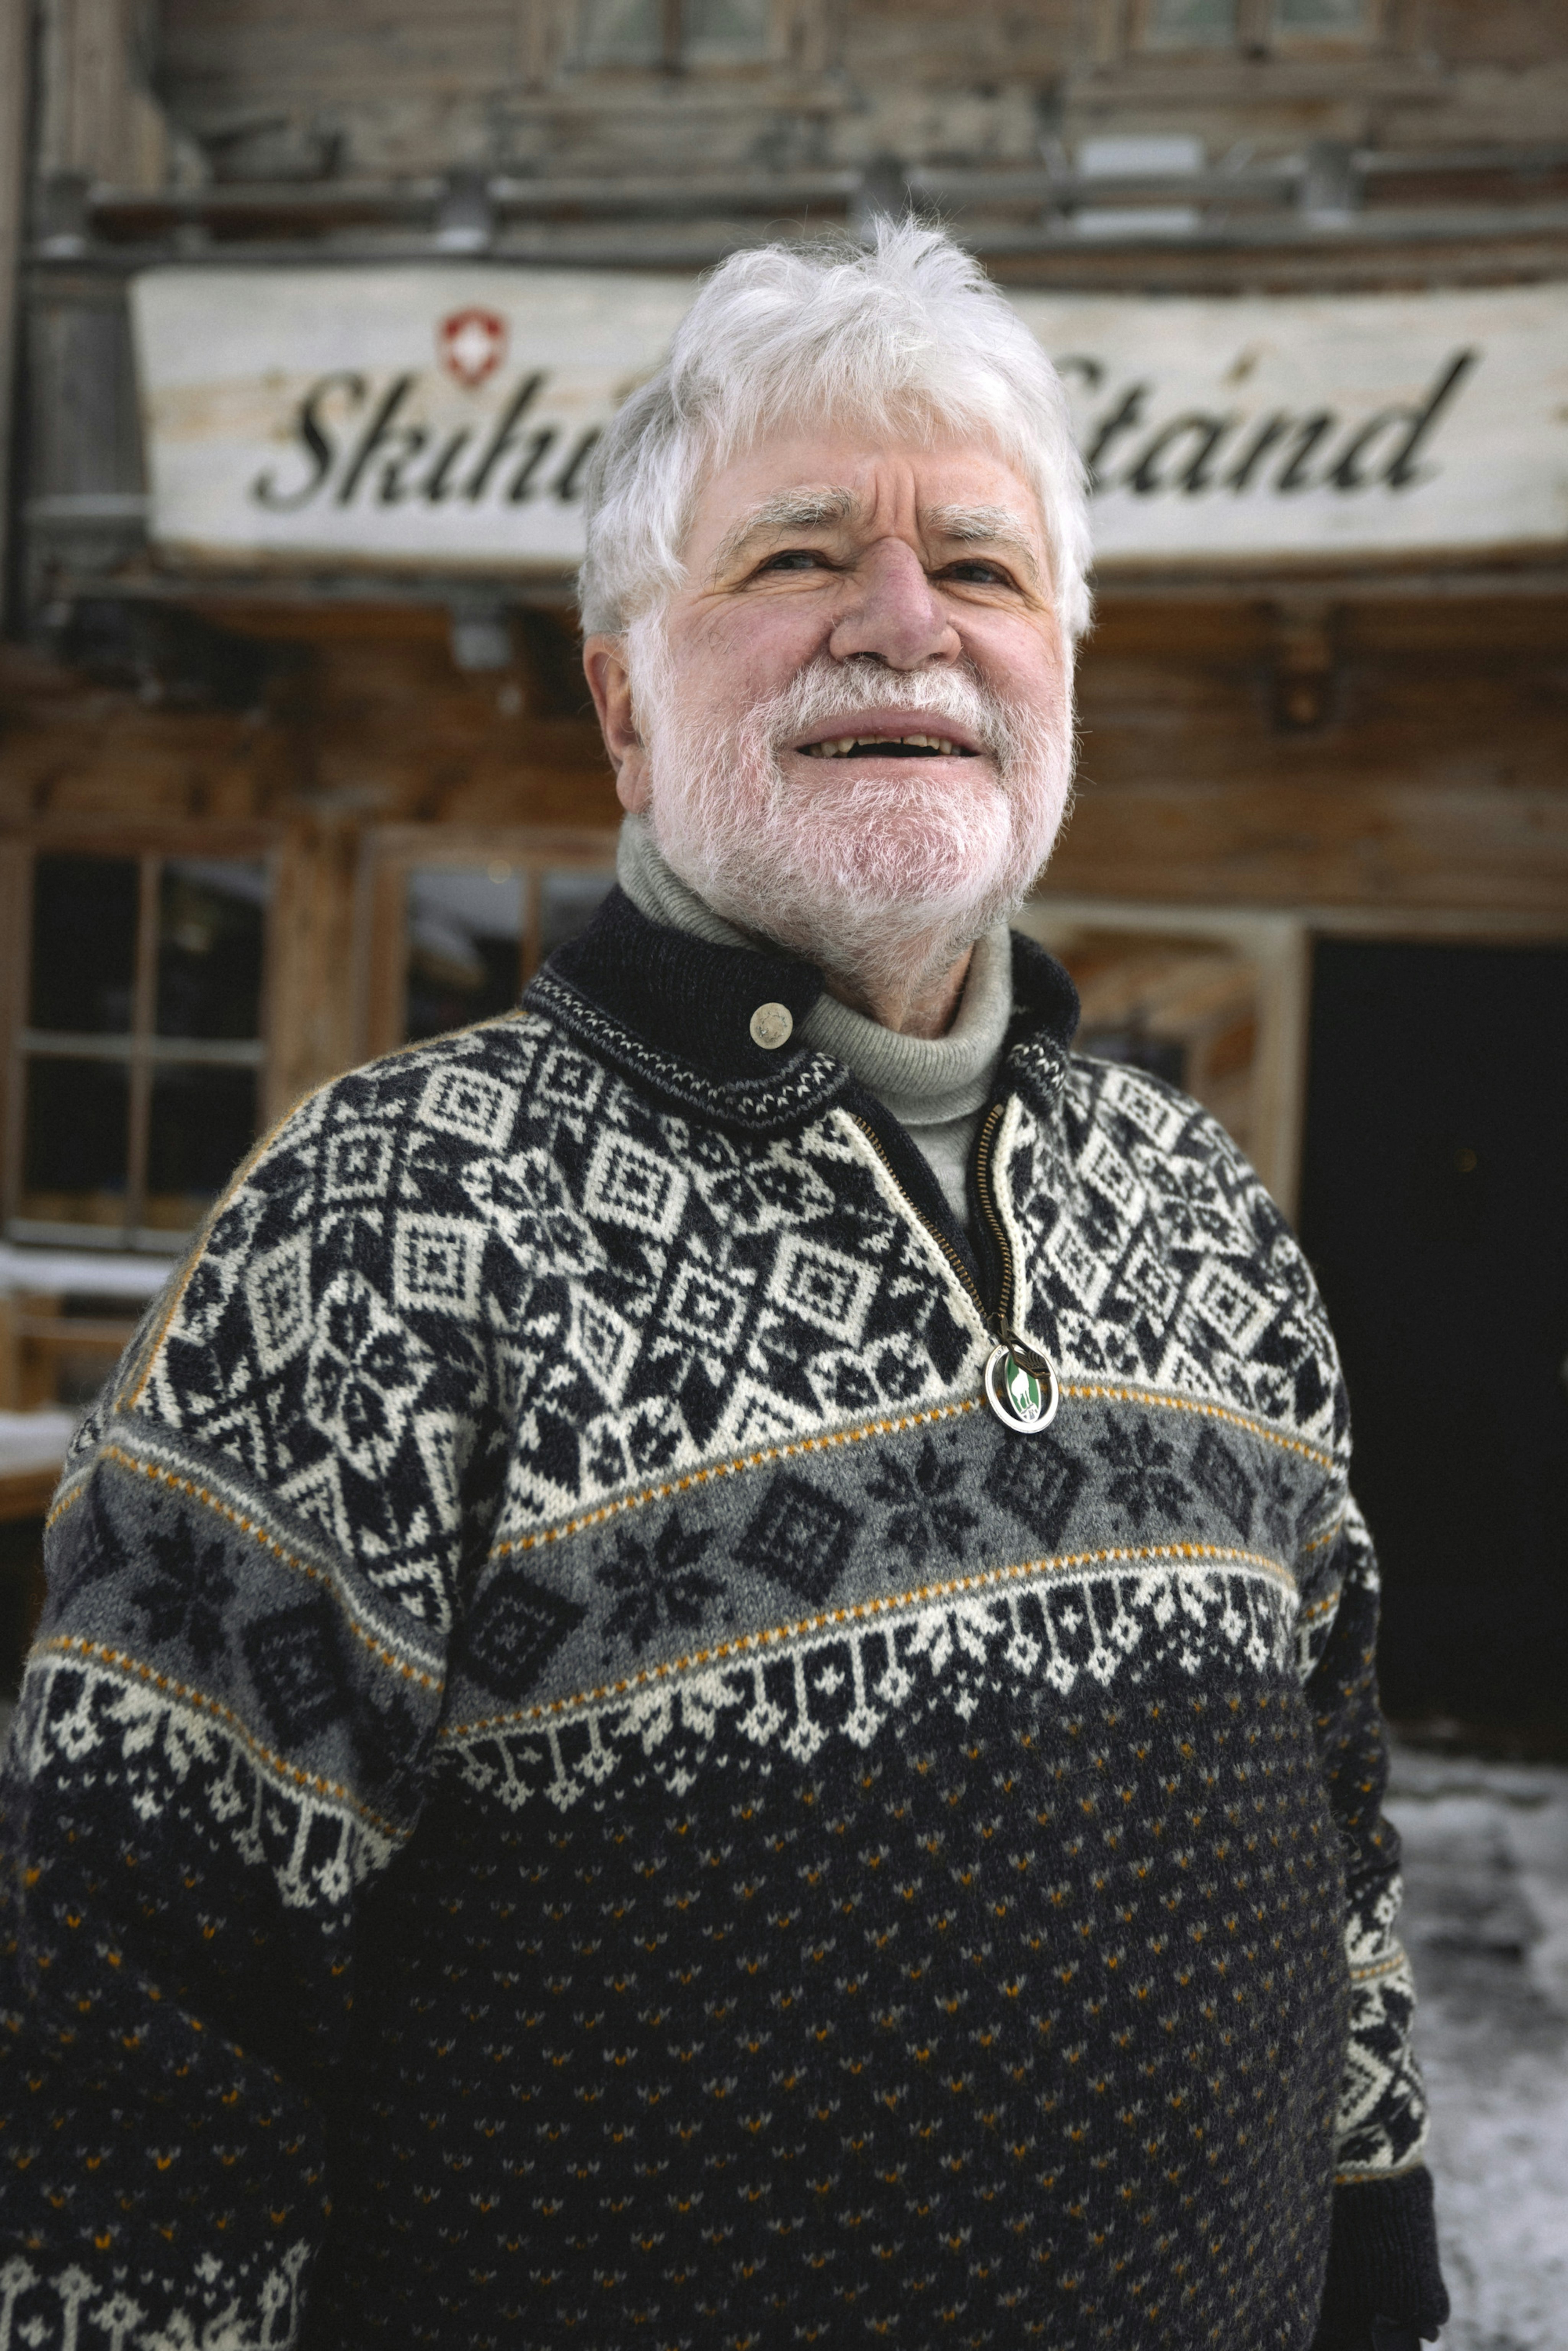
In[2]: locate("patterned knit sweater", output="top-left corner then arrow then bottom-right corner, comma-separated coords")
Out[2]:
0,894 -> 1447,2350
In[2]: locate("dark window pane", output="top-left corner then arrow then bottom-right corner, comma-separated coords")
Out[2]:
146,1065 -> 258,1231
684,0 -> 769,58
29,855 -> 138,1033
21,1057 -> 130,1227
1278,0 -> 1364,24
539,868 -> 615,964
577,0 -> 661,64
405,868 -> 522,1043
1077,1028 -> 1187,1090
1147,0 -> 1236,39
157,859 -> 269,1040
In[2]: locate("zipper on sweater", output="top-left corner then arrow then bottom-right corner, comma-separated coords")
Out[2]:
972,1100 -> 1013,1337
850,1102 -> 1031,1361
849,1112 -> 990,1327
851,1101 -> 1060,1431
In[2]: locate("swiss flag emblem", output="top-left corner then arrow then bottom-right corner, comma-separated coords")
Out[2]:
439,307 -> 508,388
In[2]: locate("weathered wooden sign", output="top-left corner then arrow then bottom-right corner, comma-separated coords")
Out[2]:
1008,284 -> 1568,567
131,267 -> 695,573
131,268 -> 1568,574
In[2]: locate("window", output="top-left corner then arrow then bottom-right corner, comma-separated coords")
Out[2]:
1074,134 -> 1205,237
4,845 -> 273,1252
1140,0 -> 1369,46
575,0 -> 772,70
1014,896 -> 1310,1219
359,828 -> 617,1059
1144,0 -> 1240,45
1275,0 -> 1367,26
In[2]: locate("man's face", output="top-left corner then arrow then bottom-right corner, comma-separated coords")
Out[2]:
586,423 -> 1075,987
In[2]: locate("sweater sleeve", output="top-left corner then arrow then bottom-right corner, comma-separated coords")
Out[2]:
0,1060 -> 506,2344
1298,1502 -> 1450,2347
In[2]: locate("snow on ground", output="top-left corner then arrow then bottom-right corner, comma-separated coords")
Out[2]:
1387,1743 -> 1568,2351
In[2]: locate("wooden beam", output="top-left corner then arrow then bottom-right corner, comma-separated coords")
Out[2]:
1049,779 -> 1568,915
36,0 -> 168,187
0,0 -> 28,633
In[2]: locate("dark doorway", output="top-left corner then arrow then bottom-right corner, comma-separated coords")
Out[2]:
1297,939 -> 1568,1746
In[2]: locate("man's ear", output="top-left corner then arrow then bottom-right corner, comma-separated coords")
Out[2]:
583,636 -> 651,814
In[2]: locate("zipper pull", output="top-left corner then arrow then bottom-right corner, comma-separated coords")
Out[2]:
983,1325 -> 1062,1435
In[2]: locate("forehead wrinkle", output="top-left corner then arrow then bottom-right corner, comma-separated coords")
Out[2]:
706,485 -> 859,581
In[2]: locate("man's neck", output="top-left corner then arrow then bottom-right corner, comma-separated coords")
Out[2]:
617,815 -> 976,1038
820,949 -> 972,1039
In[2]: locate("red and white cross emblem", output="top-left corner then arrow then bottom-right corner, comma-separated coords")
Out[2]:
438,307 -> 508,388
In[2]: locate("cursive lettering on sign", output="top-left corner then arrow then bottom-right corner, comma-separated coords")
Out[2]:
1057,350 -> 1478,501
250,368 -> 601,516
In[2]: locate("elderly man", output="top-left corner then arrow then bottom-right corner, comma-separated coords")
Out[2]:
2,226 -> 1445,2350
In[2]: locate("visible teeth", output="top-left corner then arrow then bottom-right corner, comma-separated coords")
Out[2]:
802,732 -> 962,757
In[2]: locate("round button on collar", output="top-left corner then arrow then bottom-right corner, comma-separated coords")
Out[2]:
748,1001 -> 794,1051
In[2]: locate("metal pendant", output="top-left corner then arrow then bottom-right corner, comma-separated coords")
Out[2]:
983,1342 -> 1061,1435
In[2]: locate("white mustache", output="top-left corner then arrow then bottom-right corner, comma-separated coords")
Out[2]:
746,658 -> 1022,771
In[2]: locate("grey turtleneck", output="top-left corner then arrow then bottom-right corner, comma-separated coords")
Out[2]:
614,816 -> 1013,1236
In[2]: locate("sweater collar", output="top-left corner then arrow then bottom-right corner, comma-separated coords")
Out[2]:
532,866 -> 1079,1133
616,814 -> 1015,1127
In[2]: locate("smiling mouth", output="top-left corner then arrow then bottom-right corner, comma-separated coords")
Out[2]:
797,733 -> 978,759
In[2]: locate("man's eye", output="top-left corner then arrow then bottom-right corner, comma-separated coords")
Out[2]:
757,548 -> 827,573
943,560 -> 1012,586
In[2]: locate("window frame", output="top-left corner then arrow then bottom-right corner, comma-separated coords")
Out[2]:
1267,0 -> 1380,49
0,820 -> 283,1255
1016,893 -> 1568,1225
571,0 -> 780,73
355,823 -> 620,1063
1014,895 -> 1309,1213
1124,0 -> 1383,56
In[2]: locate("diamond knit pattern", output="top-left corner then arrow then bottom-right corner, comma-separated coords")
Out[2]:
0,913 -> 1439,2350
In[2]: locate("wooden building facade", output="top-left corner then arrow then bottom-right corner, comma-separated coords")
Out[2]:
1,0 -> 1566,1733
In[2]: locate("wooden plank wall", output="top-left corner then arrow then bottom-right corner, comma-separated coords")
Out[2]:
1056,594 -> 1568,914
0,0 -> 29,629
149,0 -> 1568,177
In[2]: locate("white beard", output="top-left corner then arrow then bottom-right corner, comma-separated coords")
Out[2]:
627,615 -> 1075,1011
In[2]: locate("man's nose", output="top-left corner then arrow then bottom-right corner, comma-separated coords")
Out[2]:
827,540 -> 960,670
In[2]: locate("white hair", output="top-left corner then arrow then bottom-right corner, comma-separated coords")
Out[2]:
578,219 -> 1093,644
